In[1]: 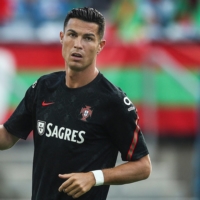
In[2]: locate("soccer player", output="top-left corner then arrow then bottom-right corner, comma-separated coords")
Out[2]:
0,7 -> 151,200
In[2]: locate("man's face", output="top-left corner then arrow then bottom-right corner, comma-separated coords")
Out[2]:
60,18 -> 105,72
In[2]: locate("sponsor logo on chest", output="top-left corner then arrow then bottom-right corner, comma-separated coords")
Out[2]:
37,120 -> 86,144
37,120 -> 46,135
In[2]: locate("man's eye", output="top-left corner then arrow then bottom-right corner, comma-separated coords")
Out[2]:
85,37 -> 92,41
69,33 -> 76,37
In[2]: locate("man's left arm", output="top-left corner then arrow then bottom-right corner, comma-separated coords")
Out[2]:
103,154 -> 151,185
58,154 -> 151,198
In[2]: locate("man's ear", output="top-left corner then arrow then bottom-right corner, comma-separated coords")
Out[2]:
60,31 -> 64,44
97,40 -> 106,54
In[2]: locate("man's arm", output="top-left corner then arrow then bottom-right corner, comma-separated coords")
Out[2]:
103,154 -> 151,185
58,154 -> 151,198
0,124 -> 19,150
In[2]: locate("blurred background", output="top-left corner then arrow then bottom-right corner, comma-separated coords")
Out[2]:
0,0 -> 199,199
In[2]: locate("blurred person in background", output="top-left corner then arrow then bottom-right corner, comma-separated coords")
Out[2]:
0,0 -> 14,26
87,0 -> 113,13
17,0 -> 84,27
0,49 -> 16,124
109,0 -> 176,42
108,0 -> 199,42
0,7 -> 151,200
170,0 -> 200,41
140,0 -> 176,40
109,0 -> 145,42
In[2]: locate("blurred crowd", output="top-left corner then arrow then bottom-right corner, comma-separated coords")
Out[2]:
0,0 -> 199,43
0,0 -> 112,27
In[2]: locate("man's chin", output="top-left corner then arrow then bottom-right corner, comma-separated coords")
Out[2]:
68,62 -> 88,72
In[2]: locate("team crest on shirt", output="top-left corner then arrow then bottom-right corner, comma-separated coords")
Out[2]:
37,120 -> 46,135
80,106 -> 93,122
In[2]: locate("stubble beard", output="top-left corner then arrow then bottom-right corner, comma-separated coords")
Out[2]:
68,61 -> 89,72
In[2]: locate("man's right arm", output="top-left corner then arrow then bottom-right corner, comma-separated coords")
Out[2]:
0,124 -> 19,150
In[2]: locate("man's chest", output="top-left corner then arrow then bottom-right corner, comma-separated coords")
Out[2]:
33,88 -> 108,145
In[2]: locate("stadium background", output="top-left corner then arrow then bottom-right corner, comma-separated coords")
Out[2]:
0,0 -> 199,199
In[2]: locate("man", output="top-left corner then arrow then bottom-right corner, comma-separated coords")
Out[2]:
0,7 -> 151,200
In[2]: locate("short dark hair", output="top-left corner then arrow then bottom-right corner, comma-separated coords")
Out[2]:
63,7 -> 105,40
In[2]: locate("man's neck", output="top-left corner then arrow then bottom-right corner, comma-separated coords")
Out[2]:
65,67 -> 99,88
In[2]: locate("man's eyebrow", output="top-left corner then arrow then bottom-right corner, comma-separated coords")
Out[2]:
84,33 -> 95,37
67,29 -> 96,37
67,29 -> 77,33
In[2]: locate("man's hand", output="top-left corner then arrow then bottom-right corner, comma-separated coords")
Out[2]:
58,172 -> 96,198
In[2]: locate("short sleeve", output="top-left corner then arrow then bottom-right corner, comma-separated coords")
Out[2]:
105,93 -> 149,161
4,81 -> 38,140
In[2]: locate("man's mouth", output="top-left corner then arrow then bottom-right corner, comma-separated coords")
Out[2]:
71,53 -> 82,58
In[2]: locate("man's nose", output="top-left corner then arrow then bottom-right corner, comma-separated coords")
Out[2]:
74,37 -> 82,49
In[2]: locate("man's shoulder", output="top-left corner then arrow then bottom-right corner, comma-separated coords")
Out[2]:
39,71 -> 65,82
37,71 -> 65,90
99,73 -> 125,100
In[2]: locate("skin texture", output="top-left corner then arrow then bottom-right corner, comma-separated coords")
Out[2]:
59,18 -> 105,88
58,155 -> 151,198
0,124 -> 19,150
0,18 -> 152,199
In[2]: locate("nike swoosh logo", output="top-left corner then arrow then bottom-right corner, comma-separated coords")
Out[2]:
42,101 -> 54,106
